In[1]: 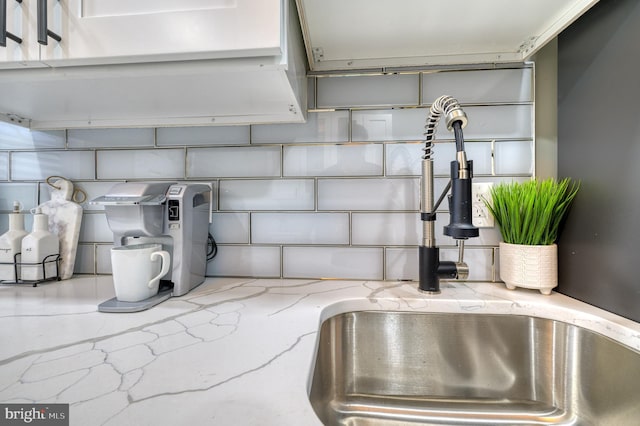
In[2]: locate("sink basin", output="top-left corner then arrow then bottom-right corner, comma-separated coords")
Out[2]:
309,311 -> 640,425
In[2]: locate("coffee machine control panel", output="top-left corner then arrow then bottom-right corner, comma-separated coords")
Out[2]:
168,186 -> 183,196
166,185 -> 185,223
168,200 -> 180,221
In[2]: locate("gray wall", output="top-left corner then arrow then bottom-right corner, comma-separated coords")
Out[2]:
558,0 -> 640,322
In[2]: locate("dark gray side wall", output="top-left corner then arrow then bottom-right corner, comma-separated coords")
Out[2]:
558,0 -> 640,322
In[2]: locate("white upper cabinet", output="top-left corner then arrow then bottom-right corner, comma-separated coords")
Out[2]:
0,0 -> 307,129
296,0 -> 600,71
41,0 -> 283,66
0,0 -> 41,67
0,0 -> 283,68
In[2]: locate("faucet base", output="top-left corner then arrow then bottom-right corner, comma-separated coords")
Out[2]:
418,288 -> 441,295
418,246 -> 441,293
419,245 -> 459,293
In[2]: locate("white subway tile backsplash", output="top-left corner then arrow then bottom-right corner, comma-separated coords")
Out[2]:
318,178 -> 419,211
317,74 -> 419,108
0,153 -> 8,180
432,143 -> 457,175
157,125 -> 250,146
466,142 -> 494,176
283,246 -> 383,280
422,68 -> 533,104
97,149 -> 184,179
0,183 -> 38,235
252,111 -> 349,143
352,108 -> 425,142
439,105 -> 533,140
220,179 -> 314,211
187,146 -> 281,178
352,213 -> 420,245
494,140 -> 534,175
96,244 -> 113,274
0,182 -> 37,215
68,128 -> 154,148
283,144 -> 383,177
73,244 -> 96,274
206,246 -> 280,277
0,65 -> 535,283
208,182 -> 219,211
0,123 -> 65,149
385,248 -> 418,280
11,151 -> 95,180
79,213 -> 113,243
385,142 -> 423,176
210,213 -> 250,244
432,142 -> 493,176
252,213 -> 349,244
354,105 -> 532,143
440,247 -> 494,281
432,177 -> 452,207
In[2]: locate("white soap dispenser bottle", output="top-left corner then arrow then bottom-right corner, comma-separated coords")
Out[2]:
0,202 -> 29,282
21,207 -> 59,281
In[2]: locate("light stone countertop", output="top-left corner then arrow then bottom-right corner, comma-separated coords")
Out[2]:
1,276 -> 640,426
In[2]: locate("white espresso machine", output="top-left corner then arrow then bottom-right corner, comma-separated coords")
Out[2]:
91,182 -> 213,312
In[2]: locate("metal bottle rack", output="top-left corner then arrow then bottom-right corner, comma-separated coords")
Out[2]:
0,252 -> 62,287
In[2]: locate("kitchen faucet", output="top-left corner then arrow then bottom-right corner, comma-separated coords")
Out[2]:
419,95 -> 479,293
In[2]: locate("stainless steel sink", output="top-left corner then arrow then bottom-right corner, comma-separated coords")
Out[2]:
309,311 -> 640,425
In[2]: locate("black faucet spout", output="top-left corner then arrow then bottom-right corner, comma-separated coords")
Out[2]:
445,121 -> 479,239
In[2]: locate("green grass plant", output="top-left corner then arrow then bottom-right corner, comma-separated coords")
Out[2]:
485,178 -> 580,246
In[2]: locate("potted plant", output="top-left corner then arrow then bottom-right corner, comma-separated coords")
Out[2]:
485,178 -> 580,295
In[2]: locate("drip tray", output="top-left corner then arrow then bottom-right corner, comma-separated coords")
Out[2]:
98,285 -> 173,313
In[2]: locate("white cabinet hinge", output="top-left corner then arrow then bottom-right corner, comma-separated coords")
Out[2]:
312,47 -> 324,62
518,36 -> 539,55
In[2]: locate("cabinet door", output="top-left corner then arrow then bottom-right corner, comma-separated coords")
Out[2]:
40,0 -> 284,66
0,0 -> 42,68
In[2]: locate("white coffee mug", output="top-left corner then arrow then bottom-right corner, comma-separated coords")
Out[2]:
111,243 -> 171,302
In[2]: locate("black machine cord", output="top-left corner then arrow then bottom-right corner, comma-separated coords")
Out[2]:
207,233 -> 218,261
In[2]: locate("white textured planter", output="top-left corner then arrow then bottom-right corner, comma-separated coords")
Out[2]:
499,242 -> 557,295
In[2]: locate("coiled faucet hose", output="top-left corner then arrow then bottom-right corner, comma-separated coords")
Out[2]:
422,95 -> 466,160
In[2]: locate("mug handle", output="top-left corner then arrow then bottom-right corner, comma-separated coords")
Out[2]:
148,250 -> 171,288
